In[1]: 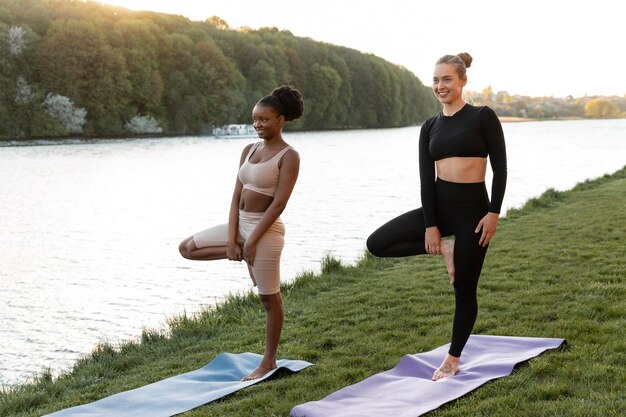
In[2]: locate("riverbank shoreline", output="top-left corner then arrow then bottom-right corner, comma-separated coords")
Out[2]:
2,165 -> 624,416
2,116 -> 625,144
498,116 -> 594,123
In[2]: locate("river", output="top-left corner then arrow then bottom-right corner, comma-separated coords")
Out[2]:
1,118 -> 624,386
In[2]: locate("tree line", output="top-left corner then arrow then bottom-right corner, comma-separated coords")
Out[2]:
467,86 -> 626,119
0,0 -> 439,139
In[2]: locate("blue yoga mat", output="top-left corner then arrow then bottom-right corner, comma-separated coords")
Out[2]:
291,335 -> 565,417
44,352 -> 313,417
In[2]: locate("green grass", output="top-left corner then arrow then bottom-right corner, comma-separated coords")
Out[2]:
2,166 -> 625,417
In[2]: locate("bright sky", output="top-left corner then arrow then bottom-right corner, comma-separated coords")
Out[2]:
98,0 -> 623,98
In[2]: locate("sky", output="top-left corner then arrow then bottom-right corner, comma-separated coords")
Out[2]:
97,0 -> 624,98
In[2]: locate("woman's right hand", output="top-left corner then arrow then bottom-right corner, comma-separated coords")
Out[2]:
425,226 -> 442,255
226,241 -> 242,261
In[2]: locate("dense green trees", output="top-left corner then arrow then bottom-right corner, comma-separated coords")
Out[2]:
0,0 -> 438,139
36,19 -> 132,133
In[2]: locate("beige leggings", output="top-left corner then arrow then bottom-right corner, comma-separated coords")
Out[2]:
192,210 -> 285,295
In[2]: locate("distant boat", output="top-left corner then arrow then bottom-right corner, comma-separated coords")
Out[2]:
212,124 -> 258,138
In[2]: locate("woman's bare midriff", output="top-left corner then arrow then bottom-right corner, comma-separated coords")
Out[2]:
239,189 -> 273,212
436,157 -> 487,183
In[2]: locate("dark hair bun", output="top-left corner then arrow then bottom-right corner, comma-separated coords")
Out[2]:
272,85 -> 304,121
457,52 -> 473,68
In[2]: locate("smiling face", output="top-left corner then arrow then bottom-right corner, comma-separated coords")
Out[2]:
252,104 -> 285,140
432,63 -> 467,107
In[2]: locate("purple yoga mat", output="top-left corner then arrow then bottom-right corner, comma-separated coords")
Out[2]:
291,335 -> 565,417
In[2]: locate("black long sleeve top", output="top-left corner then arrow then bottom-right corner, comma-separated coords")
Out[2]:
419,104 -> 507,228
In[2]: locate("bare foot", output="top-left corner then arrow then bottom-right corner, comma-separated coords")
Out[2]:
241,364 -> 276,381
246,262 -> 257,287
432,355 -> 460,381
441,239 -> 455,285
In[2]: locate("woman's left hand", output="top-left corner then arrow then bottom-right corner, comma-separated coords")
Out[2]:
243,240 -> 257,266
475,212 -> 499,247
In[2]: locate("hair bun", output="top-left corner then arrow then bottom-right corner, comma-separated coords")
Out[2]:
271,85 -> 304,122
457,52 -> 473,68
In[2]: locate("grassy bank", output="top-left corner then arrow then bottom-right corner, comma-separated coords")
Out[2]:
2,167 -> 625,417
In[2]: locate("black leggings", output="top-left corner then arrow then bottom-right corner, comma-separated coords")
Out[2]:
367,179 -> 490,357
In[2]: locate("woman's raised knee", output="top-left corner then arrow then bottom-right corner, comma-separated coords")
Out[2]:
179,238 -> 192,259
366,234 -> 383,257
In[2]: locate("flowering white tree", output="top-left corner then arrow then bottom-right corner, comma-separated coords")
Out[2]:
15,77 -> 34,104
8,25 -> 27,56
124,115 -> 163,134
42,93 -> 87,134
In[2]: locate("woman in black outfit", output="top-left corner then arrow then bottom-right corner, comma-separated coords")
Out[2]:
366,53 -> 507,380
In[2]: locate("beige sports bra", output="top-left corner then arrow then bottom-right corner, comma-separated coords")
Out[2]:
238,142 -> 293,197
